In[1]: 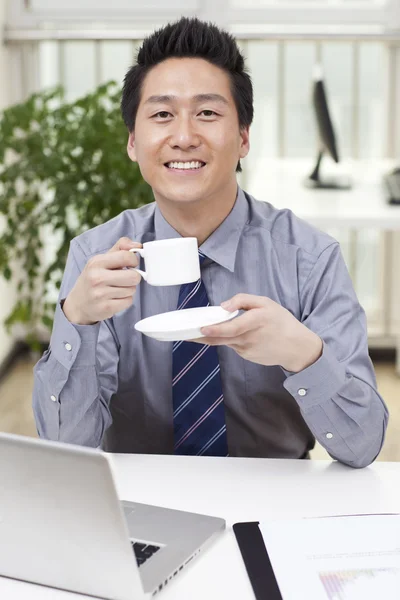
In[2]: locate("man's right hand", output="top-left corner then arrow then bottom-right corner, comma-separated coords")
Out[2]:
62,237 -> 142,325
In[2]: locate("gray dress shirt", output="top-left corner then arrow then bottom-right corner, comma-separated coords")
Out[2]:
32,187 -> 388,467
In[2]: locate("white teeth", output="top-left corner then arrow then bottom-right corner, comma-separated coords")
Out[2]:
167,161 -> 204,170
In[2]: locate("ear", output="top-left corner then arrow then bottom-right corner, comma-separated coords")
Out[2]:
239,126 -> 250,160
127,131 -> 137,162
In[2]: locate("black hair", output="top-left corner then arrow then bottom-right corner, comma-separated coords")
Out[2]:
121,16 -> 253,172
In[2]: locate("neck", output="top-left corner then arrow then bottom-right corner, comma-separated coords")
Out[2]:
155,181 -> 238,246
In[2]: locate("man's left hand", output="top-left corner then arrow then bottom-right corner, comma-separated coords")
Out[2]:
191,294 -> 323,373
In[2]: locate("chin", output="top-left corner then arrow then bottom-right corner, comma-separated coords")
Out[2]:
157,186 -> 207,205
170,193 -> 203,205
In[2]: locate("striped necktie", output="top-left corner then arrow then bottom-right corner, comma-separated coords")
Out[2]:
172,252 -> 228,456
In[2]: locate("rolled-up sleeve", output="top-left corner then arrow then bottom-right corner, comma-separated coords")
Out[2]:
32,239 -> 119,447
283,242 -> 389,468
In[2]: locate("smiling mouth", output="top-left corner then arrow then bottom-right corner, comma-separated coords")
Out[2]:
164,161 -> 206,171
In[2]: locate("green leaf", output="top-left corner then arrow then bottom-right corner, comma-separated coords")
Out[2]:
3,266 -> 11,280
41,315 -> 53,329
0,80 -> 153,345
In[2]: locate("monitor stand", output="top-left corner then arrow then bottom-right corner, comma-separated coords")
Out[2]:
304,150 -> 352,190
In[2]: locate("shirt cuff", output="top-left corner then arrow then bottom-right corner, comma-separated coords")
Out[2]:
283,341 -> 347,408
50,300 -> 101,370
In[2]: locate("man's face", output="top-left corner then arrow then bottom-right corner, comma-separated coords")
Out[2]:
127,57 -> 250,206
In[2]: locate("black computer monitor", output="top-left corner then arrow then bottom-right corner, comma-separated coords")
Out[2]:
305,65 -> 352,190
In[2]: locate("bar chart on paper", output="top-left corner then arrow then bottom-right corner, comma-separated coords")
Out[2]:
259,514 -> 400,600
319,568 -> 400,600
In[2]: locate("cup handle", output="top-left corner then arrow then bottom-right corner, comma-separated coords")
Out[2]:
129,248 -> 147,281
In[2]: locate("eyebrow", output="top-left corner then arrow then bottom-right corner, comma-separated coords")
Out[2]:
144,93 -> 229,106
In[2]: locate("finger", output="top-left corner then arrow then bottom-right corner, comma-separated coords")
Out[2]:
201,309 -> 261,338
188,337 -> 228,346
91,250 -> 140,270
107,286 -> 138,299
189,336 -> 242,349
108,237 -> 141,253
103,268 -> 142,287
221,293 -> 270,312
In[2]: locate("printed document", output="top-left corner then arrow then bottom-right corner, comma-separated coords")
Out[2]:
260,514 -> 400,600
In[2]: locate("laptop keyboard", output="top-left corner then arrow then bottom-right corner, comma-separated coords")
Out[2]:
131,541 -> 161,567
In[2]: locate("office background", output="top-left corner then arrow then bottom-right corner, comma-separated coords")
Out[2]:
0,0 -> 399,460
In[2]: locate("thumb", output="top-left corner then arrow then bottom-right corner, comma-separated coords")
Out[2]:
221,293 -> 269,311
108,237 -> 142,253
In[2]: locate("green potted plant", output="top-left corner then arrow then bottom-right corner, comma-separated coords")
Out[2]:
0,81 -> 153,350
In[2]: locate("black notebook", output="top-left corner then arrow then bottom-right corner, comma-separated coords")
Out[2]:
233,521 -> 283,600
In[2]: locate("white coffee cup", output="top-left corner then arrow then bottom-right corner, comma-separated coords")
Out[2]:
129,237 -> 201,286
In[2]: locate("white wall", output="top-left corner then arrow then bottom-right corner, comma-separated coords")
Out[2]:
0,0 -> 17,365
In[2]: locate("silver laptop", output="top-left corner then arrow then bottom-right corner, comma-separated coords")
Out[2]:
0,432 -> 225,600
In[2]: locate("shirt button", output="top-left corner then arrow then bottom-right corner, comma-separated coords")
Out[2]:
50,395 -> 57,402
64,343 -> 72,351
326,432 -> 333,439
298,388 -> 307,397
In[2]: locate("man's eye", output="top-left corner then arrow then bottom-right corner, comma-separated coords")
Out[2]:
200,110 -> 217,117
154,111 -> 170,119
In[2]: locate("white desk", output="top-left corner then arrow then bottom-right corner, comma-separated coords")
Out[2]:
246,158 -> 400,229
1,454 -> 400,599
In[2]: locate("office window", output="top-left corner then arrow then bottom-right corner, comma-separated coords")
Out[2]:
358,42 -> 387,159
283,42 -> 316,158
99,42 -> 138,87
245,42 -> 279,160
62,42 -> 97,103
320,43 -> 354,160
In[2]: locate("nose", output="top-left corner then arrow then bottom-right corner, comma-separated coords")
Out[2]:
168,115 -> 201,151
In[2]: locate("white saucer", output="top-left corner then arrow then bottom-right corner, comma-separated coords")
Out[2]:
134,306 -> 239,342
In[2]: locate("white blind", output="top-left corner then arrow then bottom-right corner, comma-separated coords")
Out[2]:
7,1 -> 201,28
29,0 -> 199,12
8,0 -> 398,30
231,1 -> 385,4
230,0 -> 394,26
232,1 -> 386,4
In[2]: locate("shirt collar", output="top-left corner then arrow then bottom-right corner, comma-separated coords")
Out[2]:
154,186 -> 248,273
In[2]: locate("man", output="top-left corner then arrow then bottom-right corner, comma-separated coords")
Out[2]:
33,17 -> 388,467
